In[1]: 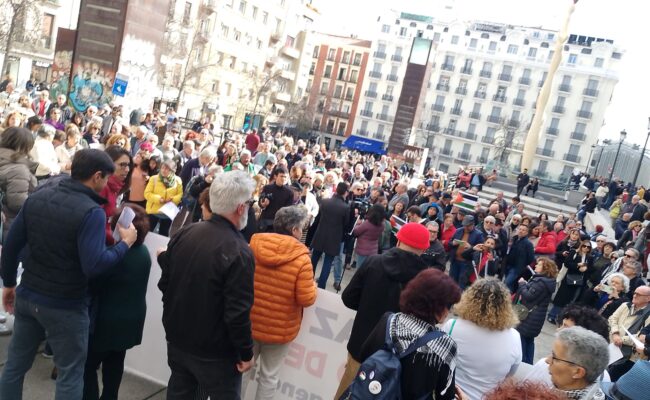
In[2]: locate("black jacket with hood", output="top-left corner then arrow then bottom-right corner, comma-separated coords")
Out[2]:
341,247 -> 427,361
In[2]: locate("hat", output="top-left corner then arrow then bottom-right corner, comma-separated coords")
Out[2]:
462,215 -> 475,226
139,142 -> 154,152
290,182 -> 303,192
396,223 -> 430,250
600,360 -> 650,399
442,192 -> 452,199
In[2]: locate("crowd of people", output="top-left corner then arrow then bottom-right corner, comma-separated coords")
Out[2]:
0,88 -> 649,400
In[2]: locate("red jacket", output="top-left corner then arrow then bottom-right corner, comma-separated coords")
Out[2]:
555,230 -> 567,247
535,231 -> 557,255
440,224 -> 457,252
100,175 -> 125,245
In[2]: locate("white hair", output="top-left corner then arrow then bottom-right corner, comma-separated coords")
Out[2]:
240,149 -> 251,158
606,272 -> 630,293
209,171 -> 255,216
200,146 -> 217,160
556,326 -> 609,383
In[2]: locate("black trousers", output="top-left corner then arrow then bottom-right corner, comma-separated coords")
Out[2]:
149,214 -> 172,236
166,344 -> 242,400
82,349 -> 126,400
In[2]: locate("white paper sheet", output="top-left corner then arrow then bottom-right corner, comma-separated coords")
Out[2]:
623,326 -> 645,350
158,202 -> 180,220
608,343 -> 624,364
112,206 -> 136,242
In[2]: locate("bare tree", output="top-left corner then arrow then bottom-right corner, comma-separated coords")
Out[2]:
278,94 -> 313,135
0,0 -> 46,77
492,120 -> 526,172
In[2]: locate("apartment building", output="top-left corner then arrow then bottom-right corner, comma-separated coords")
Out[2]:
162,0 -> 318,128
300,32 -> 371,149
592,141 -> 650,187
352,9 -> 623,182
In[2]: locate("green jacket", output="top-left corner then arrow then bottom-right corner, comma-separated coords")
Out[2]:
91,244 -> 152,352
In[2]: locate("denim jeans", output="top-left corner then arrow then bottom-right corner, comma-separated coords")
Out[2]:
520,336 -> 535,364
449,259 -> 470,289
504,267 -> 523,293
311,250 -> 335,289
166,344 -> 241,400
0,296 -> 89,400
547,305 -> 562,323
355,254 -> 368,269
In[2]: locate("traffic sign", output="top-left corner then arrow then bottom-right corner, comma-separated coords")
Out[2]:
112,73 -> 129,97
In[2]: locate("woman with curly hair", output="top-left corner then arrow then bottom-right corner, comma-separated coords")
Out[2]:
442,278 -> 521,400
106,133 -> 131,151
484,379 -> 568,400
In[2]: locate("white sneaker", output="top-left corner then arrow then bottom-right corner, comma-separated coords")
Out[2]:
0,324 -> 12,336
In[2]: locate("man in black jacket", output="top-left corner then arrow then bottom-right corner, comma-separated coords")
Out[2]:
516,168 -> 530,196
421,221 -> 446,270
258,166 -> 293,232
158,170 -> 256,399
334,222 -> 430,399
504,224 -> 535,293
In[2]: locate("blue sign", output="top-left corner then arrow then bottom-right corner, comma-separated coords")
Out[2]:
112,75 -> 128,97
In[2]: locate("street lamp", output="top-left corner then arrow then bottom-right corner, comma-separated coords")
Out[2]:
632,117 -> 650,187
608,129 -> 627,182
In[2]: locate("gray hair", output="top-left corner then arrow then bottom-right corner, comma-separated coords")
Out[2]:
556,326 -> 609,383
606,273 -> 630,293
37,124 -> 55,138
200,146 -> 217,160
426,221 -> 439,230
628,261 -> 643,277
273,205 -> 308,236
209,171 -> 255,216
240,149 -> 251,158
626,248 -> 640,260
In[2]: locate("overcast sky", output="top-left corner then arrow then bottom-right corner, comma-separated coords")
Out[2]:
313,0 -> 650,145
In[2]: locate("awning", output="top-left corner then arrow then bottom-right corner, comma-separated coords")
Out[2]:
341,135 -> 386,155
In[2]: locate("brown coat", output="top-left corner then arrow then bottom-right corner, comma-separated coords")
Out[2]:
249,233 -> 317,343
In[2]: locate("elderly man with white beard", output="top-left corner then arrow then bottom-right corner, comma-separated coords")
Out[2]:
158,170 -> 256,399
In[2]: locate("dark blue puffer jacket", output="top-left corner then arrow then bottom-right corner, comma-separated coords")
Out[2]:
515,274 -> 556,338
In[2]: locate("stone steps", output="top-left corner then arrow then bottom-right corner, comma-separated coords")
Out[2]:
478,185 -> 579,221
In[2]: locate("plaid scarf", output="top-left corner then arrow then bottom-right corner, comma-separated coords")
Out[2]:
389,313 -> 457,395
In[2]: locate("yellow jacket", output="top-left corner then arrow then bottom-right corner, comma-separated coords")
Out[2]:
144,174 -> 183,215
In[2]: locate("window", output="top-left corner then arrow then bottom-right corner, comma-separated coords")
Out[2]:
556,96 -> 566,107
234,30 -> 241,41
257,40 -> 263,49
41,14 -> 54,48
451,35 -> 459,44
453,99 -> 463,109
486,127 -> 496,139
225,83 -> 232,96
561,75 -> 571,85
333,85 -> 342,98
488,41 -> 497,52
433,32 -> 441,42
390,65 -> 398,75
547,50 -> 555,61
372,62 -> 382,72
458,79 -> 468,90
580,100 -> 593,112
612,52 -> 622,60
482,61 -> 492,72
363,101 -> 373,111
313,46 -> 319,58
469,38 -> 477,48
443,139 -> 452,151
501,65 -> 512,75
350,70 -> 358,83
462,143 -> 471,154
522,68 -> 531,78
346,87 -> 354,99
443,54 -> 455,65
409,22 -> 417,27
239,0 -> 246,14
568,54 -> 577,64
377,124 -> 385,135
381,104 -> 389,115
252,6 -> 258,19
434,95 -> 445,106
468,123 -> 477,134
353,53 -> 362,65
547,33 -> 555,40
328,49 -> 336,60
587,78 -> 599,90
507,44 -> 518,54
550,117 -> 559,128
342,51 -> 350,63
527,47 -> 537,58
395,46 -> 403,56
229,56 -> 236,69
324,65 -> 332,78
183,1 -> 192,24
594,58 -> 604,68
368,82 -> 377,92
537,160 -> 548,173
320,82 -> 328,95
338,67 -> 347,80
516,88 -> 525,99
386,85 -> 394,95
472,103 -> 481,113
575,122 -> 586,133
568,144 -> 580,155
221,24 -> 229,37
490,106 -> 502,117
381,24 -> 390,33
262,11 -> 269,24
400,27 -> 408,36
285,35 -> 295,47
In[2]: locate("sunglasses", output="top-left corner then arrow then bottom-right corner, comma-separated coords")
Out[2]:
582,245 -> 591,249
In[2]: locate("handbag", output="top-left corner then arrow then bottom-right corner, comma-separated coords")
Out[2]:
512,293 -> 534,321
565,273 -> 584,286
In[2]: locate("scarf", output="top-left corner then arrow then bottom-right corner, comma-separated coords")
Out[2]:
561,382 -> 603,400
159,172 -> 176,189
567,239 -> 578,247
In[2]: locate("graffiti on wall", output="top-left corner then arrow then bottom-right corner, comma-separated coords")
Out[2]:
49,28 -> 76,101
68,62 -> 115,112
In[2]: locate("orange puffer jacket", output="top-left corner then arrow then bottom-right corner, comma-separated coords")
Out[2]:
249,232 -> 317,344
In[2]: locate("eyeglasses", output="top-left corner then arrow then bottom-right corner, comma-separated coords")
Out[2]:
428,230 -> 438,234
581,245 -> 591,249
550,353 -> 584,369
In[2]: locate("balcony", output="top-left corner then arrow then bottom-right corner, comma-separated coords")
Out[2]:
440,148 -> 454,157
546,127 -> 559,136
273,91 -> 291,103
564,153 -> 582,163
552,105 -> 565,114
387,74 -> 399,82
435,84 -> 449,92
570,132 -> 587,141
476,156 -> 488,163
376,113 -> 394,122
323,72 -> 331,79
469,111 -> 481,120
460,67 -> 473,75
352,59 -> 361,66
391,54 -> 403,62
455,87 -> 467,95
481,136 -> 495,144
459,131 -> 477,140
328,109 -> 350,119
583,88 -> 599,97
359,109 -> 373,117
558,84 -> 572,93
381,94 -> 394,101
538,80 -> 545,87
348,77 -> 358,84
536,148 -> 555,157
497,73 -> 512,82
426,123 -> 440,131
493,95 -> 507,103
577,110 -> 593,119
487,115 -> 502,124
356,129 -> 370,137
373,51 -> 386,59
431,104 -> 445,112
369,71 -> 382,79
513,98 -> 526,107
474,91 -> 486,99
518,77 -> 531,86
365,90 -> 377,98
507,119 -> 520,128
345,94 -> 353,101
479,70 -> 492,78
450,107 -> 462,116
443,128 -> 456,136
281,46 -> 300,59
441,63 -> 455,71
457,152 -> 471,161
280,69 -> 296,81
342,56 -> 350,64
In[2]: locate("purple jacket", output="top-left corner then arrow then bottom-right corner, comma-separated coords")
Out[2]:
352,220 -> 384,256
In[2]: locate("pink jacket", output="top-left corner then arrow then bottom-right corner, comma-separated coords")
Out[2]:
352,220 -> 385,256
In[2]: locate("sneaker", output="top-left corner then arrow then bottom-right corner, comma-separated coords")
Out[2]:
0,324 -> 12,336
333,281 -> 341,292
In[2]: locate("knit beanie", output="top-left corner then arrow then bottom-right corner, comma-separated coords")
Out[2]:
396,222 -> 430,250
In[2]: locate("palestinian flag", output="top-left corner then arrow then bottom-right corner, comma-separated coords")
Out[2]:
454,191 -> 478,214
390,214 -> 407,235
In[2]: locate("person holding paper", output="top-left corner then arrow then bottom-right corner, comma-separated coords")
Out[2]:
100,146 -> 133,244
144,159 -> 183,236
0,149 -> 137,399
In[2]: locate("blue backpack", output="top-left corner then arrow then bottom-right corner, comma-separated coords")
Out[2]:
339,314 -> 444,400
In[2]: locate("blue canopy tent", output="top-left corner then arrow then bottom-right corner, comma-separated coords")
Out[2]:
341,135 -> 386,155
